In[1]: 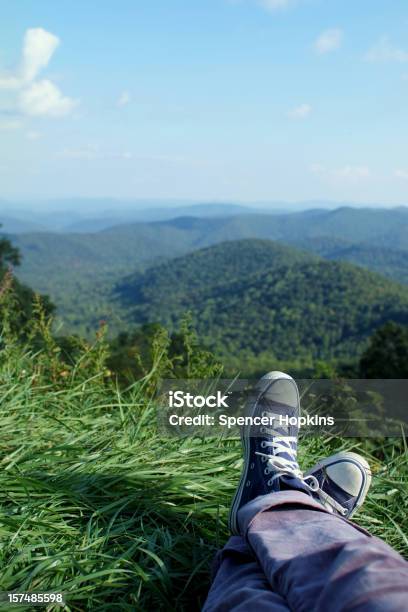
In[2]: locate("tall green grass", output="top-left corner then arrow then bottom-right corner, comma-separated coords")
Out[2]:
0,333 -> 407,611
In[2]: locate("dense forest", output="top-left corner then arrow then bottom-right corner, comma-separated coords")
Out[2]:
2,206 -> 407,337
116,239 -> 408,373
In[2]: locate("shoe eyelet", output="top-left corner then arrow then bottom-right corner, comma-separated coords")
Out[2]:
264,468 -> 270,475
260,427 -> 266,434
267,479 -> 273,486
261,441 -> 266,448
261,456 -> 267,462
246,480 -> 251,487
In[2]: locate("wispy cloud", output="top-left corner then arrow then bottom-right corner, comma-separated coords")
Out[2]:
258,0 -> 292,12
58,145 -> 132,160
314,28 -> 343,54
26,130 -> 41,140
335,165 -> 370,179
229,0 -> 295,10
117,91 -> 131,107
309,163 -> 325,176
364,36 -> 408,63
0,28 -> 78,117
311,163 -> 371,181
0,119 -> 23,131
19,79 -> 77,117
287,103 -> 312,119
394,168 -> 408,180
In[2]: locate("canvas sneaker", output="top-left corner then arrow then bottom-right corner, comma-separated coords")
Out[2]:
229,371 -> 372,535
229,371 -> 320,535
306,451 -> 372,518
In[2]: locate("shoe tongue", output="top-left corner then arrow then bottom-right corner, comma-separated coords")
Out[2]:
259,398 -> 299,437
264,412 -> 291,437
274,439 -> 295,463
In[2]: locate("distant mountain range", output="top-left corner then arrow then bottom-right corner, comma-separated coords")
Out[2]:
0,201 -> 264,233
2,205 -> 407,338
1,199 -> 406,233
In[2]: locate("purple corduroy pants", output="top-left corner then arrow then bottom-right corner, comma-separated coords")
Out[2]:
203,491 -> 408,612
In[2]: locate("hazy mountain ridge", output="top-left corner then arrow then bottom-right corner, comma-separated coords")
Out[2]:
101,206 -> 408,250
0,201 -> 260,233
1,200 -> 407,233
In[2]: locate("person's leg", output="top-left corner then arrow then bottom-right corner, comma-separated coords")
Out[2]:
239,491 -> 408,612
228,371 -> 408,612
203,536 -> 289,612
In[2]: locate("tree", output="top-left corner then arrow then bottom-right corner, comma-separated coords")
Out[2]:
0,234 -> 20,269
0,231 -> 54,337
359,322 -> 408,379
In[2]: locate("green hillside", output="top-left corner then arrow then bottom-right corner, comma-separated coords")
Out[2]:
117,239 -> 408,367
9,227 -> 192,335
5,206 -> 408,335
324,244 -> 408,285
11,207 -> 408,292
294,238 -> 408,285
117,239 -> 315,306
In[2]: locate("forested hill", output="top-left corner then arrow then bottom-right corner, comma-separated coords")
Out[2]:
116,239 -> 408,365
116,239 -> 316,306
9,206 -> 408,292
4,206 -> 408,335
101,205 -> 408,250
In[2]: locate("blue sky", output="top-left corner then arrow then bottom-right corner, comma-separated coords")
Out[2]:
0,0 -> 408,205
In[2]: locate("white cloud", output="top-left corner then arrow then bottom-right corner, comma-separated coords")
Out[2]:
0,74 -> 22,90
0,28 -> 59,89
258,0 -> 292,11
18,79 -> 78,117
287,103 -> 312,119
394,169 -> 408,180
314,28 -> 343,54
21,28 -> 60,83
117,91 -> 131,107
0,28 -> 78,118
364,36 -> 408,63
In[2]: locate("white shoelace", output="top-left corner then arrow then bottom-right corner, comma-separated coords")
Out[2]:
255,415 -> 348,515
255,430 -> 320,492
315,489 -> 348,516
